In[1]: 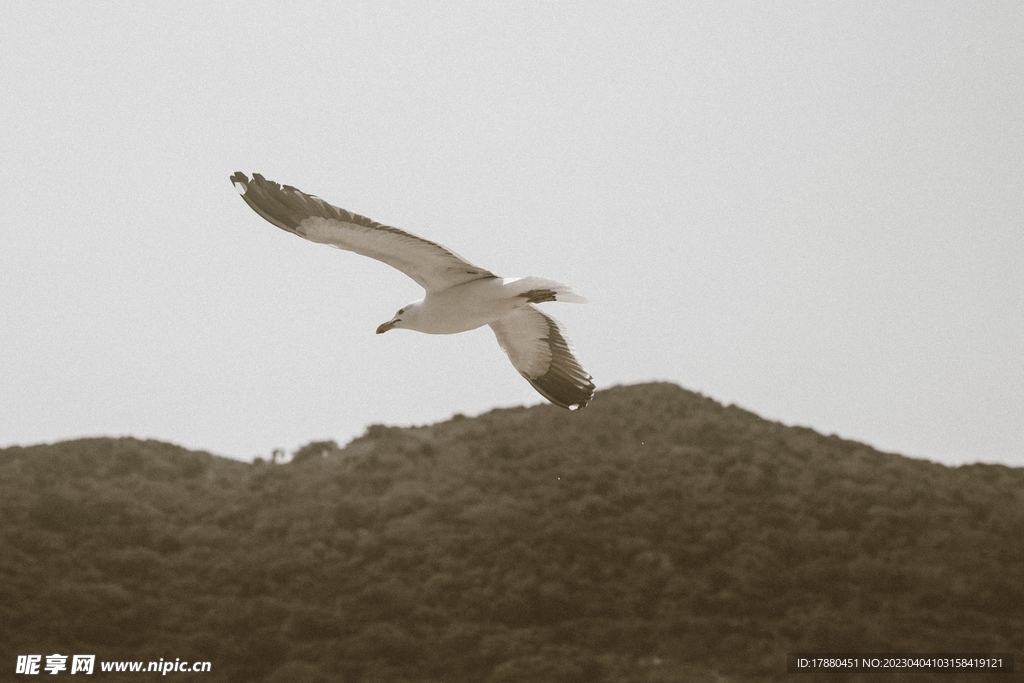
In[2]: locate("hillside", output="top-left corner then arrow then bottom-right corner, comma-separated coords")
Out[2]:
1,382 -> 1021,682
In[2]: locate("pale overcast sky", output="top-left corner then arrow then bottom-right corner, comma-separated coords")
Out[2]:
2,2 -> 1021,466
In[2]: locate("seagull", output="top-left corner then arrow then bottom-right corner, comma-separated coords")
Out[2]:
230,172 -> 595,410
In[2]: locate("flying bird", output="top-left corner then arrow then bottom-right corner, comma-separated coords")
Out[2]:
230,173 -> 595,409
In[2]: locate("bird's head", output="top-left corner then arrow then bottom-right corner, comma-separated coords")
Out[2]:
376,301 -> 422,334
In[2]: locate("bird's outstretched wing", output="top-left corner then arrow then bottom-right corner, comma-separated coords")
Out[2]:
489,305 -> 595,410
231,172 -> 498,292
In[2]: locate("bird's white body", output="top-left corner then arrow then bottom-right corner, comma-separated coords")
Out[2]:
386,277 -> 584,335
231,172 -> 595,409
399,280 -> 516,335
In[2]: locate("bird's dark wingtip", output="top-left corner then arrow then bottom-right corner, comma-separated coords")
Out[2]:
525,371 -> 595,411
230,172 -> 250,195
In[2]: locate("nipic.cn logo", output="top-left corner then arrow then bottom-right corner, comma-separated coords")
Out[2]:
16,654 -> 95,675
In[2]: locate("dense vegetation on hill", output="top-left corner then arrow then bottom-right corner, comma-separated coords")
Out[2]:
2,383 -> 1021,682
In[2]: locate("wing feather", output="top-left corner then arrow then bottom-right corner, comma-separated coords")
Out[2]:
231,172 -> 498,292
489,305 -> 595,410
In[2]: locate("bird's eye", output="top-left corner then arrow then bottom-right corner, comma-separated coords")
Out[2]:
398,309 -> 405,315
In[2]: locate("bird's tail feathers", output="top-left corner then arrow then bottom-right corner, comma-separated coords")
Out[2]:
505,276 -> 588,304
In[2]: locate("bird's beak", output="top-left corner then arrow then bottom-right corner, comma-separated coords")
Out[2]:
376,320 -> 396,334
